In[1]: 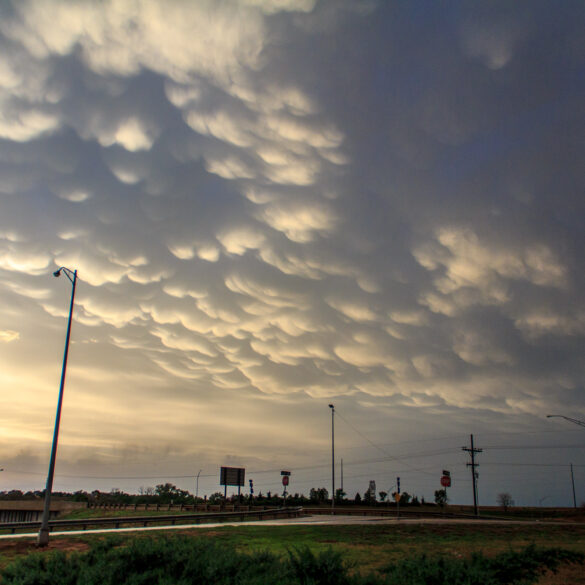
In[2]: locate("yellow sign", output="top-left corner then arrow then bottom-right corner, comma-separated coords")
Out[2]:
395,493 -> 401,502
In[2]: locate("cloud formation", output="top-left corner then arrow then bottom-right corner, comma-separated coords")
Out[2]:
0,0 -> 584,504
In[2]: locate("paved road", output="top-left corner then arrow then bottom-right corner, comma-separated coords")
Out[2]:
0,514 -> 559,540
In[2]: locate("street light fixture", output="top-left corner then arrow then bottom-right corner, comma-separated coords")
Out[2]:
329,404 -> 334,513
546,415 -> 585,428
38,267 -> 78,547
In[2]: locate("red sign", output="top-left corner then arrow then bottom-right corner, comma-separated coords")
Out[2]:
282,476 -> 289,486
440,475 -> 451,487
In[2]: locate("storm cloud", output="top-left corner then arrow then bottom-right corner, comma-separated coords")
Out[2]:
0,0 -> 584,505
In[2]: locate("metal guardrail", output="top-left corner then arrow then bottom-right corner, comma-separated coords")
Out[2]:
0,506 -> 304,534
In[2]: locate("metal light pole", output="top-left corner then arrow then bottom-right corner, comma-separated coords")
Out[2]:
546,415 -> 583,509
196,469 -> 202,499
38,267 -> 77,547
570,463 -> 577,509
329,404 -> 334,513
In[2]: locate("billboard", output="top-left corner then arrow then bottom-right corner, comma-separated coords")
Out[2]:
220,466 -> 245,486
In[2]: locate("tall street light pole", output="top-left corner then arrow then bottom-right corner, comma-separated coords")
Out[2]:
196,469 -> 202,499
329,404 -> 334,513
547,414 -> 583,509
38,267 -> 77,547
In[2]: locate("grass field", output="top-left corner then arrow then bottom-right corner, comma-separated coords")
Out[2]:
1,521 -> 584,583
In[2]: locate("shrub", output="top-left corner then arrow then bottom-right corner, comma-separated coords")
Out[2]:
1,537 -> 582,585
380,545 -> 584,585
288,547 -> 350,585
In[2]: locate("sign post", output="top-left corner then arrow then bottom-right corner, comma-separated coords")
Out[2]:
396,477 -> 400,520
281,471 -> 291,504
220,466 -> 245,501
440,470 -> 451,505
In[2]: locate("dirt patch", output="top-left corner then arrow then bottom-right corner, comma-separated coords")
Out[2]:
536,564 -> 585,585
0,538 -> 90,555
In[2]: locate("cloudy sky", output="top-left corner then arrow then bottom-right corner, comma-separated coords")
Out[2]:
1,0 -> 584,507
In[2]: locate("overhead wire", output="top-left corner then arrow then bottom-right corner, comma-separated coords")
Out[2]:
334,409 -> 440,477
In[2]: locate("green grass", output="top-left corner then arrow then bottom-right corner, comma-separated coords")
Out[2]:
60,508 -> 202,520
1,522 -> 585,579
1,535 -> 582,585
208,523 -> 585,573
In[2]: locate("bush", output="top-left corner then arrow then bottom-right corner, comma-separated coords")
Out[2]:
288,547 -> 350,585
1,537 -> 582,585
380,545 -> 584,585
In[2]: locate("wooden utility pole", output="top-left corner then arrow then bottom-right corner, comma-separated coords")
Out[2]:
462,434 -> 482,516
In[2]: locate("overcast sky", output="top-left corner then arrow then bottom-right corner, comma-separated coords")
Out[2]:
1,0 -> 584,507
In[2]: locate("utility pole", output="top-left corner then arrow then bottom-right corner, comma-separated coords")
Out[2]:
462,434 -> 482,516
341,459 -> 343,493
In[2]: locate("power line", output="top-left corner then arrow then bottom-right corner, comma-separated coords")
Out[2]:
334,410 -> 439,476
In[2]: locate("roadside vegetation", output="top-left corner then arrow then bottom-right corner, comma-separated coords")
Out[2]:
1,523 -> 585,583
1,534 -> 583,585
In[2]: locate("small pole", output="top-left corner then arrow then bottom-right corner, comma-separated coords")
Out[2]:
396,477 -> 400,520
329,404 -> 335,514
571,463 -> 577,509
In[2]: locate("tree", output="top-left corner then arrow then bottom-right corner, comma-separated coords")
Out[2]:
379,491 -> 387,502
208,492 -> 224,504
309,487 -> 329,503
354,492 -> 362,504
334,488 -> 346,503
155,483 -> 191,504
434,489 -> 448,506
497,492 -> 514,512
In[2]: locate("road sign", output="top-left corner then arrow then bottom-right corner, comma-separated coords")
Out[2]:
442,470 -> 451,477
281,470 -> 291,476
220,467 -> 245,486
282,476 -> 289,486
441,475 -> 451,487
394,492 -> 401,502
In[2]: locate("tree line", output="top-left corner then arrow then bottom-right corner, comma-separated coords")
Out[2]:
0,484 -> 444,507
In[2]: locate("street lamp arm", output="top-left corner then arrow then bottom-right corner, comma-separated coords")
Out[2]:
546,415 -> 585,428
53,266 -> 76,283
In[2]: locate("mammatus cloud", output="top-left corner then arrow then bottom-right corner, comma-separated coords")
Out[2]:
0,1 -> 584,505
0,329 -> 19,342
414,227 -> 568,314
